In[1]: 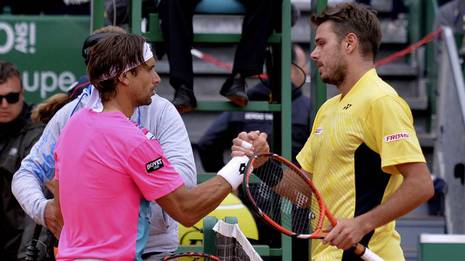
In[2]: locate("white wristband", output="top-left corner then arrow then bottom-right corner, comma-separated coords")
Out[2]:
217,156 -> 249,190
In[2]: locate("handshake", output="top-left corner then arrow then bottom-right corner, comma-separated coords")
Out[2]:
217,131 -> 270,190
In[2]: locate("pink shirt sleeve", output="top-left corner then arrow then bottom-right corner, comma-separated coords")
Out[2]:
125,139 -> 184,201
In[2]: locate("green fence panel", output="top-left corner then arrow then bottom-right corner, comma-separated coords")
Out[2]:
0,15 -> 90,104
420,234 -> 465,261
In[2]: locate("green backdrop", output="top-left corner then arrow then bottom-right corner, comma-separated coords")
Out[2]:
0,15 -> 90,104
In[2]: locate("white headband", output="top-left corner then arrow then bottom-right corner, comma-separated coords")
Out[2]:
142,42 -> 154,63
97,41 -> 154,82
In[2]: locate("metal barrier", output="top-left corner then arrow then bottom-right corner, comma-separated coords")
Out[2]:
433,26 -> 465,234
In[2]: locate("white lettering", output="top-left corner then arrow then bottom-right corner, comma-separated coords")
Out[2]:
244,112 -> 273,121
0,22 -> 15,54
41,71 -> 58,98
14,22 -> 28,53
14,22 -> 36,54
29,23 -> 35,53
22,72 -> 39,92
22,71 -> 77,98
58,72 -> 76,92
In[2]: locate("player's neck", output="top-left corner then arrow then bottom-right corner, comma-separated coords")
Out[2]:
339,60 -> 374,97
102,95 -> 136,118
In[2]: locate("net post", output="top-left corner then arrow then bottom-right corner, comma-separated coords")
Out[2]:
204,216 -> 218,255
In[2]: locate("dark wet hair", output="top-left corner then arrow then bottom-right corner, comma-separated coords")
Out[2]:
86,33 -> 146,102
311,3 -> 382,60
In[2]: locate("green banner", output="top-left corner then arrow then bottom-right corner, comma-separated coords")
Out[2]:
0,15 -> 90,104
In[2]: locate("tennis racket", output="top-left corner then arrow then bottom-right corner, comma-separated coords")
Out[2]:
161,252 -> 221,261
241,150 -> 383,261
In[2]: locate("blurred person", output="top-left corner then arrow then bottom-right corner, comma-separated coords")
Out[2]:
12,27 -> 197,261
158,0 -> 282,113
0,61 -> 44,259
53,33 -> 248,260
232,3 -> 434,260
197,44 -> 310,171
197,44 -> 311,261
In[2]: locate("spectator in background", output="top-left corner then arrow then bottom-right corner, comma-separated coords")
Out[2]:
196,45 -> 311,261
0,61 -> 44,259
197,44 -> 311,171
158,0 -> 282,113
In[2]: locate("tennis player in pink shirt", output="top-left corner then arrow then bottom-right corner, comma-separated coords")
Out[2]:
54,33 -> 249,260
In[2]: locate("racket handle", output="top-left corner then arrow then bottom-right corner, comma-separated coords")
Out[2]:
353,244 -> 384,261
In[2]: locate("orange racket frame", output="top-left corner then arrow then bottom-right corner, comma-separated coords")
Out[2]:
243,153 -> 383,261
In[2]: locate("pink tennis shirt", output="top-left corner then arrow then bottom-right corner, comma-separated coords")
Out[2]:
54,108 -> 184,260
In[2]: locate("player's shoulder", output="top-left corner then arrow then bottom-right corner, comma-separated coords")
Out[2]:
147,95 -> 174,111
363,75 -> 406,107
138,94 -> 179,121
364,85 -> 412,120
319,95 -> 341,111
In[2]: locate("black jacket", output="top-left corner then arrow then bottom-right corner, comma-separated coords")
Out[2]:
197,83 -> 311,172
0,103 -> 44,259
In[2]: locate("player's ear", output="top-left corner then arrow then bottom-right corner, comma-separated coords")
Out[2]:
118,72 -> 130,85
344,33 -> 358,53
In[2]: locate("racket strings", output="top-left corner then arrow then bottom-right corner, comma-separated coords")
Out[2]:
250,156 -> 322,235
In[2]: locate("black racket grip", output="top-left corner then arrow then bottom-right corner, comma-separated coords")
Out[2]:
254,159 -> 283,187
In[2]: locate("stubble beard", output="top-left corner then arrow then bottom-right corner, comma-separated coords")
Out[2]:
321,58 -> 348,87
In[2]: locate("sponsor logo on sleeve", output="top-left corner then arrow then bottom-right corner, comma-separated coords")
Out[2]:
146,157 -> 164,173
384,132 -> 410,143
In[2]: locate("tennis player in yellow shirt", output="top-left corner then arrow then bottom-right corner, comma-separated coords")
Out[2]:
232,3 -> 434,260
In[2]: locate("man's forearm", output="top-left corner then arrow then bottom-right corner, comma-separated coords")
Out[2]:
157,176 -> 232,227
356,163 -> 434,233
12,170 -> 49,226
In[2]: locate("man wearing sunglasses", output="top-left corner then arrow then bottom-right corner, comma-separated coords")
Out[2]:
0,61 -> 44,259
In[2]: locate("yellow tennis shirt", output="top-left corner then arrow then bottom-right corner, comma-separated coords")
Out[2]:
296,69 -> 425,261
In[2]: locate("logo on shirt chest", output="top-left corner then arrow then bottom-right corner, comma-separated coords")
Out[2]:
342,103 -> 352,110
146,157 -> 164,173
